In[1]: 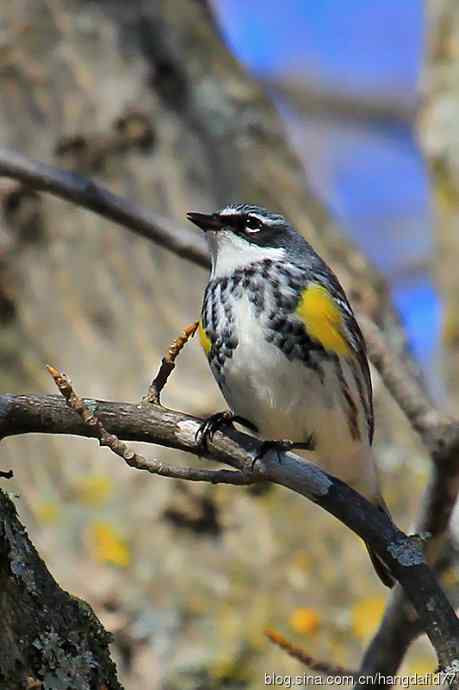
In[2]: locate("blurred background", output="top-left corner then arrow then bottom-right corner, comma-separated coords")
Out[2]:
1,0 -> 458,687
214,0 -> 436,373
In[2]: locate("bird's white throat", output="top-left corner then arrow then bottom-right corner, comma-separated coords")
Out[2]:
207,230 -> 285,278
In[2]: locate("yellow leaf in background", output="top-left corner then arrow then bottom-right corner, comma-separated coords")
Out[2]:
289,607 -> 320,635
441,566 -> 459,588
292,551 -> 311,572
76,475 -> 113,506
89,521 -> 130,567
35,501 -> 59,524
352,597 -> 385,640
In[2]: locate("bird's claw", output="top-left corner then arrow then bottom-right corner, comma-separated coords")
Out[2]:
250,435 -> 315,471
196,411 -> 258,450
251,440 -> 293,470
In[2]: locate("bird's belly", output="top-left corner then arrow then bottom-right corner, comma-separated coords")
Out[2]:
212,296 -> 377,499
217,298 -> 353,451
221,338 -> 375,494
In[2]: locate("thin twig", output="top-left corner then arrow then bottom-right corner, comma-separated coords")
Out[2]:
265,629 -> 355,680
46,365 -> 252,486
146,321 -> 199,404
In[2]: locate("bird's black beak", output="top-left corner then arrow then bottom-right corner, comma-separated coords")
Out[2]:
187,211 -> 222,232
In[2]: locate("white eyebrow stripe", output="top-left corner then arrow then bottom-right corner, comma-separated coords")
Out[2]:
218,207 -> 285,227
249,213 -> 283,226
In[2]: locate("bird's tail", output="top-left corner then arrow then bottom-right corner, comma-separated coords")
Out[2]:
366,498 -> 395,588
299,443 -> 395,587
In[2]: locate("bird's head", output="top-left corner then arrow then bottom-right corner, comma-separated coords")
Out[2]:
187,203 -> 310,277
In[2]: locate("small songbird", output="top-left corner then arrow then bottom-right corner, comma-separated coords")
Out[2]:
187,203 -> 393,587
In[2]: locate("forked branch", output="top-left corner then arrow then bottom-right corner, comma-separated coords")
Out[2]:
1,384 -> 459,676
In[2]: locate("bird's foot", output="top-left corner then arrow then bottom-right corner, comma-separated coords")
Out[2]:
196,411 -> 258,450
251,435 -> 315,471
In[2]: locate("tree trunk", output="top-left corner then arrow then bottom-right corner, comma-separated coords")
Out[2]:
0,488 -> 121,689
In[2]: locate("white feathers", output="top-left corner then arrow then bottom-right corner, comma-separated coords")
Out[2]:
208,230 -> 284,278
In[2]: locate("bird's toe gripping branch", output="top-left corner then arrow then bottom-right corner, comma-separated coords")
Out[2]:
196,411 -> 258,449
251,434 -> 316,470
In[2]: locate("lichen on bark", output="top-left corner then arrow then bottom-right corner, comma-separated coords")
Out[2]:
0,489 -> 122,690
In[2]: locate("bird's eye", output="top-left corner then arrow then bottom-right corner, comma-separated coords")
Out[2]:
245,216 -> 263,233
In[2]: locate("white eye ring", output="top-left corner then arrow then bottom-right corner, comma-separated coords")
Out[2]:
245,216 -> 263,233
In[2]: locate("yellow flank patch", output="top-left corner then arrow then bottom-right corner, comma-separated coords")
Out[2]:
198,320 -> 212,355
296,283 -> 351,355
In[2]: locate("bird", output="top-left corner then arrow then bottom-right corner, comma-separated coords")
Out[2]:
187,202 -> 393,588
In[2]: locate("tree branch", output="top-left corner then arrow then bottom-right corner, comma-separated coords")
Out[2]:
268,78 -> 418,126
1,390 -> 459,675
357,315 -> 459,684
0,147 -> 209,268
358,314 -> 459,458
46,364 -> 253,487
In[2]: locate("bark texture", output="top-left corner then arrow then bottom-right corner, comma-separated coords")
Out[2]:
0,488 -> 121,690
